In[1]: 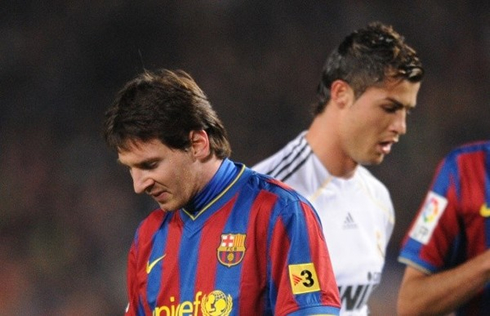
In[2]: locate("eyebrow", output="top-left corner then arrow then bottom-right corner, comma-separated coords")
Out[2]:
386,97 -> 415,109
118,157 -> 161,169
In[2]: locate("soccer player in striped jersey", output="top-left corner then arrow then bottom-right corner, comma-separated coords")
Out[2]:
253,22 -> 424,315
398,142 -> 490,315
103,69 -> 341,315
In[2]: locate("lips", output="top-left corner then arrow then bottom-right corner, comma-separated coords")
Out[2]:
378,139 -> 397,155
150,190 -> 168,202
379,142 -> 392,155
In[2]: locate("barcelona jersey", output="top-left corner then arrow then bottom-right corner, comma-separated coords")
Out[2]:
125,159 -> 340,316
399,141 -> 490,315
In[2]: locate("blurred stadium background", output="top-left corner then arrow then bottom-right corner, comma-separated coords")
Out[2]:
1,1 -> 489,315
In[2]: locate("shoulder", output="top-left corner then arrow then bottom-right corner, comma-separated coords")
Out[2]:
134,209 -> 166,240
432,141 -> 490,178
444,141 -> 490,161
246,169 -> 311,208
253,132 -> 313,181
129,209 -> 167,257
247,169 -> 298,197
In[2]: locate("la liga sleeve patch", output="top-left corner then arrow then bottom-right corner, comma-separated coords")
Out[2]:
288,263 -> 321,294
409,191 -> 448,245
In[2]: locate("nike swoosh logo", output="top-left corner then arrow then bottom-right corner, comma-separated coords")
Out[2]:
146,254 -> 166,274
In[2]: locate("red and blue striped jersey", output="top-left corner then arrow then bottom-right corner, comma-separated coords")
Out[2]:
125,160 -> 340,316
399,141 -> 490,315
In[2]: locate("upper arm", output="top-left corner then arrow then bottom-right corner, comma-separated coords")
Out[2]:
397,266 -> 429,315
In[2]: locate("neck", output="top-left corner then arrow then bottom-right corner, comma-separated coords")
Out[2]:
305,110 -> 358,179
185,158 -> 238,214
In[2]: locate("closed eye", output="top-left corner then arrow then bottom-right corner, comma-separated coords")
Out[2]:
139,161 -> 158,170
382,99 -> 414,114
117,159 -> 159,171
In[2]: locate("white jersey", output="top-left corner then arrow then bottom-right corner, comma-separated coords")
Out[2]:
253,132 -> 394,316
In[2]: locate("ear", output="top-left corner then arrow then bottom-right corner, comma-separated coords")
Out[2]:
330,80 -> 354,108
189,130 -> 210,158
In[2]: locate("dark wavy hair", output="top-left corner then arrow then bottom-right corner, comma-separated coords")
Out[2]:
315,21 -> 424,114
103,69 -> 231,159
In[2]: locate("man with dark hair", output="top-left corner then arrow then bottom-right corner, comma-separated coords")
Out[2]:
104,69 -> 341,315
254,22 -> 424,315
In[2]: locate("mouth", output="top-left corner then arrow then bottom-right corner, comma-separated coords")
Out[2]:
150,190 -> 168,202
378,140 -> 397,155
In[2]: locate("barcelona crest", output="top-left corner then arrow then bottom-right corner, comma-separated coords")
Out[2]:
217,233 -> 246,267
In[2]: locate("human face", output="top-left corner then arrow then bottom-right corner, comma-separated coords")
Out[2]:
339,79 -> 421,165
117,138 -> 200,212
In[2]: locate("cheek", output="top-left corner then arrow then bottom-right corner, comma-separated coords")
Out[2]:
170,161 -> 194,189
345,114 -> 373,135
356,111 -> 390,133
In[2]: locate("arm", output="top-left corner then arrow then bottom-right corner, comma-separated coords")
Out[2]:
268,194 -> 340,316
397,250 -> 490,316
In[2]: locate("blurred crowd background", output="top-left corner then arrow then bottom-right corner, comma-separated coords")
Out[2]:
1,1 -> 489,315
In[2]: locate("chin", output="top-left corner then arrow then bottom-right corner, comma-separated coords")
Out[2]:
372,156 -> 385,165
157,202 -> 173,212
359,156 -> 385,166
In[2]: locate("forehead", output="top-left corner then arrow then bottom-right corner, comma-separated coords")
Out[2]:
362,79 -> 421,107
117,138 -> 171,164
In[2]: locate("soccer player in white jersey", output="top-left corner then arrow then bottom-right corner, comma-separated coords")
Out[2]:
253,22 -> 424,315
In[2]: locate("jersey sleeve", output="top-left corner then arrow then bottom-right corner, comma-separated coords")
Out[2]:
124,239 -> 138,316
398,154 -> 460,274
268,190 -> 341,315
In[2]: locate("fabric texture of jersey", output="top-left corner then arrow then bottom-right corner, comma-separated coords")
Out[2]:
399,141 -> 490,315
125,158 -> 341,316
253,132 -> 394,316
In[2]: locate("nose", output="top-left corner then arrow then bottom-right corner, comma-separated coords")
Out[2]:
131,169 -> 153,194
391,110 -> 407,135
